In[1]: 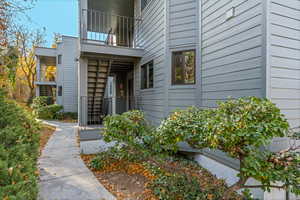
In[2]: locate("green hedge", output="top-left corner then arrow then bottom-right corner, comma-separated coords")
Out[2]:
32,96 -> 63,120
31,96 -> 53,110
35,104 -> 63,120
0,90 -> 40,200
56,112 -> 78,120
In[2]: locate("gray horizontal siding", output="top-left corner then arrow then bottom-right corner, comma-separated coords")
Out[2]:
167,88 -> 197,113
134,0 -> 166,125
201,0 -> 264,108
59,37 -> 78,113
166,0 -> 198,114
269,0 -> 300,129
168,0 -> 197,47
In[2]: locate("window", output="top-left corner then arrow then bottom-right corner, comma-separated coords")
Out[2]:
141,60 -> 154,89
172,50 -> 196,85
58,86 -> 62,96
141,0 -> 151,11
57,55 -> 62,64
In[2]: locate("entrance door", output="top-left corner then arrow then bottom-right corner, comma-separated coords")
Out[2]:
106,76 -> 116,115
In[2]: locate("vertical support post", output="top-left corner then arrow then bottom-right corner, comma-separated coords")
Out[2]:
80,0 -> 88,40
36,55 -> 41,82
78,58 -> 88,126
36,86 -> 40,97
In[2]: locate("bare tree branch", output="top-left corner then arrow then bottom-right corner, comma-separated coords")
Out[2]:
12,26 -> 45,103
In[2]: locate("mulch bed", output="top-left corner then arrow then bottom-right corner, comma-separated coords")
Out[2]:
81,155 -> 156,200
81,153 -> 242,200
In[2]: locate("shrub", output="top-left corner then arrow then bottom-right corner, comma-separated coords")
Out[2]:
56,112 -> 78,121
101,98 -> 299,199
102,110 -> 155,152
0,90 -> 40,200
149,171 -> 205,200
31,96 -> 52,110
156,107 -> 212,152
35,104 -> 63,120
31,96 -> 63,120
157,97 -> 299,199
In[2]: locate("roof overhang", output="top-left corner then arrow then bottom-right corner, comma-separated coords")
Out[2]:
35,47 -> 57,57
35,81 -> 57,86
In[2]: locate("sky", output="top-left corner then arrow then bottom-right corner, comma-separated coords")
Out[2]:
21,0 -> 78,47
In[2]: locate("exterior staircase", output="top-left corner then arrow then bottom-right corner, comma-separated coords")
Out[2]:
40,85 -> 50,96
87,59 -> 111,124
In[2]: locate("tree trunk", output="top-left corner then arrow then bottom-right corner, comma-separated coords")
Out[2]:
223,177 -> 248,200
223,155 -> 247,200
27,88 -> 35,105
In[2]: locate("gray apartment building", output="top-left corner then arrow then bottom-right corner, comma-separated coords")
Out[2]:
35,0 -> 300,199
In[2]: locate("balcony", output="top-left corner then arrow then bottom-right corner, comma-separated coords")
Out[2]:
35,51 -> 57,85
80,9 -> 144,58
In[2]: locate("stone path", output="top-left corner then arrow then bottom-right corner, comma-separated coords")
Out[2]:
38,121 -> 116,200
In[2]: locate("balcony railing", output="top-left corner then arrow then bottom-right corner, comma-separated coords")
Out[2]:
79,96 -> 141,125
81,9 -> 142,48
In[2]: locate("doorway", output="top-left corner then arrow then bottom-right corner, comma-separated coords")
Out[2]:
106,76 -> 116,115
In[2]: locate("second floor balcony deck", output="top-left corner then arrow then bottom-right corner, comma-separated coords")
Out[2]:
35,47 -> 57,85
80,9 -> 142,50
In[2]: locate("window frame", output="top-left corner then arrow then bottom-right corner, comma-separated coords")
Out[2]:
171,49 -> 196,85
57,55 -> 62,65
140,60 -> 154,90
58,86 -> 63,96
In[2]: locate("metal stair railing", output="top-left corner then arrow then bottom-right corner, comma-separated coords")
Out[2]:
81,9 -> 142,48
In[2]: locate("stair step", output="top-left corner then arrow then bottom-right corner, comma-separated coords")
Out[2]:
88,97 -> 103,100
88,105 -> 102,108
88,79 -> 106,84
88,88 -> 105,91
88,66 -> 108,73
88,101 -> 102,103
88,78 -> 107,82
88,88 -> 104,93
89,110 -> 102,112
88,72 -> 108,78
87,96 -> 103,99
88,83 -> 105,88
88,102 -> 102,105
88,104 -> 102,106
88,60 -> 110,66
88,102 -> 103,104
88,109 -> 102,111
88,97 -> 104,100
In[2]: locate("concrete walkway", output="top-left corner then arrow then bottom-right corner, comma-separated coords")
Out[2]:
38,121 -> 116,200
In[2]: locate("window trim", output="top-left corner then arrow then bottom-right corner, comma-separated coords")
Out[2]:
57,55 -> 62,65
58,86 -> 63,96
171,49 -> 196,85
141,60 -> 154,90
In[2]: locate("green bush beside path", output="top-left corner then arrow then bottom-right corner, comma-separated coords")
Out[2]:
0,90 -> 40,200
